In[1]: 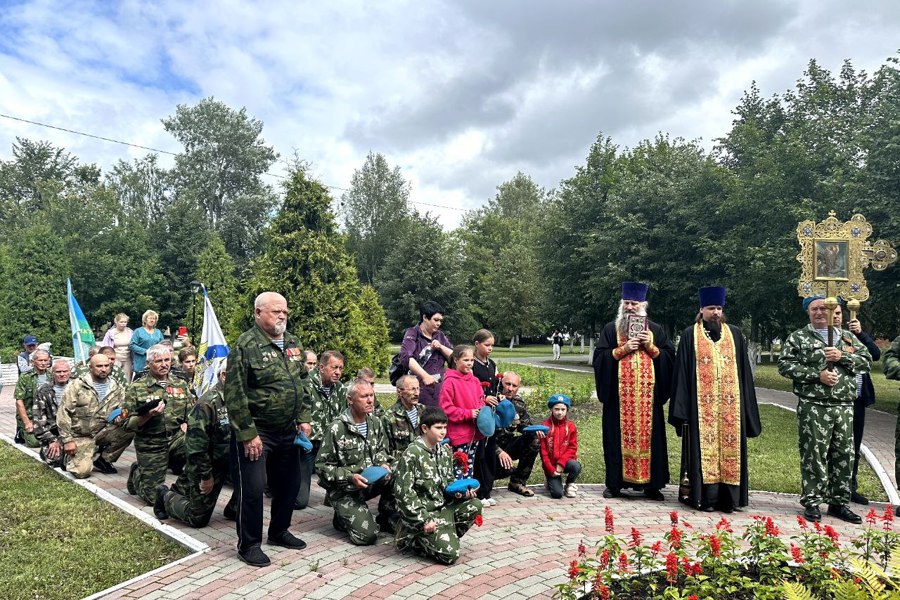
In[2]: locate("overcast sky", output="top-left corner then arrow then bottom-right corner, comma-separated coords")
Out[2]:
1,1 -> 899,228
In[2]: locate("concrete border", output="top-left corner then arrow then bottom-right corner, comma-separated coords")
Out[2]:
0,432 -> 209,600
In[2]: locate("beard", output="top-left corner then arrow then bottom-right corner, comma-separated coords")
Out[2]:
703,317 -> 722,336
272,321 -> 287,336
615,300 -> 648,337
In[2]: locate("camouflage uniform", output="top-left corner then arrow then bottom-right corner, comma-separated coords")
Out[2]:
383,400 -> 425,459
13,370 -> 47,447
315,408 -> 396,545
57,375 -> 131,478
492,394 -> 540,487
123,376 -> 192,504
164,385 -> 236,527
778,325 -> 872,508
73,362 -> 128,387
297,370 -> 348,508
882,336 -> 900,486
32,382 -> 65,467
393,437 -> 482,564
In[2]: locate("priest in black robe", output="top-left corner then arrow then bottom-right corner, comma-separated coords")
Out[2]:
594,282 -> 675,500
669,286 -> 762,513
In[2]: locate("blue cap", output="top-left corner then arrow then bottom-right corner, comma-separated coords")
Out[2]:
622,282 -> 648,302
699,286 -> 726,308
24,335 -> 37,345
494,399 -> 517,429
547,393 -> 571,409
476,407 -> 496,437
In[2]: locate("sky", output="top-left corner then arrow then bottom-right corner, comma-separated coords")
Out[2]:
1,0 -> 899,228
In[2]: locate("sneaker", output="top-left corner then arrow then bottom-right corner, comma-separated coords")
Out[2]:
126,462 -> 138,495
238,546 -> 271,567
154,485 -> 169,520
481,498 -> 497,507
564,484 -> 577,498
267,531 -> 307,550
93,457 -> 117,474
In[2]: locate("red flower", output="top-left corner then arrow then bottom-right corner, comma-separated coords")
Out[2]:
598,548 -> 610,569
669,526 -> 682,549
681,520 -> 693,529
823,525 -> 839,543
604,506 -> 615,533
452,450 -> 469,476
687,596 -> 698,600
790,544 -> 804,564
577,540 -> 586,557
764,517 -> 779,537
480,381 -> 490,389
883,506 -> 894,531
629,528 -> 642,547
691,562 -> 703,576
796,515 -> 808,529
474,514 -> 483,527
650,541 -> 663,556
813,520 -> 822,532
716,517 -> 733,533
496,372 -> 504,380
568,560 -> 581,580
669,510 -> 679,526
617,552 -> 629,572
598,585 -> 610,600
866,508 -> 878,526
665,552 -> 678,583
709,535 -> 721,557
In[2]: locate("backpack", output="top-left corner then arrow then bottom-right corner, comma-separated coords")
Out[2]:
388,353 -> 407,386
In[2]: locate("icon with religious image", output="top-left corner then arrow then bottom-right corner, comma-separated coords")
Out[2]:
626,314 -> 647,339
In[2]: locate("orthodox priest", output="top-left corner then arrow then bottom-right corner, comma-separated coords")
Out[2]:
669,286 -> 761,513
594,282 -> 675,500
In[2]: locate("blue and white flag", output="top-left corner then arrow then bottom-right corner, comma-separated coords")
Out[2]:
195,284 -> 229,397
67,278 -> 95,364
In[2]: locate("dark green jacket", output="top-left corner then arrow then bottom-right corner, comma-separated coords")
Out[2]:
124,375 -> 192,438
393,437 -> 455,528
778,325 -> 872,404
186,385 -> 231,481
884,335 -> 900,381
225,325 -> 308,442
14,370 -> 48,405
73,363 -> 128,387
383,400 -> 424,459
302,369 -> 348,442
315,408 -> 393,497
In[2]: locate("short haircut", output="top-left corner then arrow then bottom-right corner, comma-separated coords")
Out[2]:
31,349 -> 50,360
146,343 -> 173,363
142,310 -> 159,326
357,367 -> 375,379
346,377 -> 373,399
51,359 -> 71,371
320,350 -> 345,366
303,349 -> 317,362
99,346 -> 116,357
178,346 -> 198,362
420,406 -> 448,430
472,329 -> 494,344
419,300 -> 445,321
396,374 -> 418,389
87,346 -> 101,358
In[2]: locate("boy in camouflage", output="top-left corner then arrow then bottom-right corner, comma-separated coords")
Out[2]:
778,296 -> 872,523
158,366 -> 237,526
315,378 -> 396,546
393,406 -> 482,564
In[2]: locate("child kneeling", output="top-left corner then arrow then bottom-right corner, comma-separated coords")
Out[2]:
393,407 -> 482,564
541,394 -> 581,499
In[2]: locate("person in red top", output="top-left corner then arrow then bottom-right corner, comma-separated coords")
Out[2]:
438,345 -> 488,498
540,394 -> 581,499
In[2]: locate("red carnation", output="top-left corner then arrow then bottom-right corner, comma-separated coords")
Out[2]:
604,506 -> 615,533
452,450 -> 469,476
474,514 -> 483,527
480,381 -> 490,389
496,372 -> 504,379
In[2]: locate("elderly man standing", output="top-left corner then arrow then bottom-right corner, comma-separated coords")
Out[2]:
670,287 -> 761,513
595,282 -> 675,501
32,359 -> 72,468
384,374 -> 425,458
14,348 -> 51,447
226,292 -> 310,567
124,344 -> 192,508
779,296 -> 872,523
316,378 -> 396,546
57,353 -> 130,478
296,350 -> 347,509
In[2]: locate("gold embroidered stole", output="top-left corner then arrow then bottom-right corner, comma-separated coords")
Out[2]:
693,322 -> 741,486
617,331 -> 656,484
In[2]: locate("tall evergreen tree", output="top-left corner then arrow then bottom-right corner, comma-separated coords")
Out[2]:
194,234 -> 241,343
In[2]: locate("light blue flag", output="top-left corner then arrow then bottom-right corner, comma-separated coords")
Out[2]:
195,284 -> 229,397
67,278 -> 95,364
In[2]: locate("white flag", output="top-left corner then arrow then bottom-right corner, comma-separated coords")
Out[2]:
195,285 -> 229,397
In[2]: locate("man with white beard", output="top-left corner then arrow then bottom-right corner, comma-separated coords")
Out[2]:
593,282 -> 675,500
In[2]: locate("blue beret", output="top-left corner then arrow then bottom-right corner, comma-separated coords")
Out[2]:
293,431 -> 313,452
547,394 -> 571,409
494,399 -> 517,429
445,478 -> 480,496
360,466 -> 389,484
802,295 -> 825,311
477,407 -> 496,437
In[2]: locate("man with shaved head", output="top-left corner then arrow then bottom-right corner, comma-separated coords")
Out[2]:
226,292 -> 311,566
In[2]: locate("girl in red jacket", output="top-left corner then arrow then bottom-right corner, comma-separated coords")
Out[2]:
540,394 -> 581,499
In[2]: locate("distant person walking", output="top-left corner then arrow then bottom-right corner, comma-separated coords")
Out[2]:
550,331 -> 563,361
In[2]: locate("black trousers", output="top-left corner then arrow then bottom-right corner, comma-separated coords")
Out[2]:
296,440 -> 321,509
851,394 -> 866,493
477,433 -> 540,497
230,428 -> 301,552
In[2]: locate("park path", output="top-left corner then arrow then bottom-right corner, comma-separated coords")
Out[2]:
1,375 -> 895,600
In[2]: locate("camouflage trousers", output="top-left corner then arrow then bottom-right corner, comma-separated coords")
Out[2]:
329,478 -> 395,546
895,402 -> 900,489
398,499 -> 482,565
797,400 -> 854,508
39,443 -> 64,469
15,414 -> 40,448
130,433 -> 183,506
63,424 -> 134,478
164,465 -> 236,528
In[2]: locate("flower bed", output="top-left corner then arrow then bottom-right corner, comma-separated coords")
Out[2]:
557,506 -> 900,600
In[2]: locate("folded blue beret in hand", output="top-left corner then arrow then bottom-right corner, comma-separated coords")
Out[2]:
445,478 -> 480,496
293,431 -> 313,452
522,425 -> 550,434
360,465 -> 389,484
476,406 -> 496,437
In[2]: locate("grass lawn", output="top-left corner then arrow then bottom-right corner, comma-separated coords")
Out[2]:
518,403 -> 887,502
0,444 -> 188,600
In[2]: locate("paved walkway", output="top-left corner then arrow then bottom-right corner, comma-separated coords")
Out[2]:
2,378 -> 896,600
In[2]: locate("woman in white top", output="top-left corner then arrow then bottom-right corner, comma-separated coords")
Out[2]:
102,312 -> 134,382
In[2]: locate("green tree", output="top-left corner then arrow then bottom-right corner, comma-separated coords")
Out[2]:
342,152 -> 410,285
194,234 -> 241,343
242,164 -> 389,374
354,285 -> 392,375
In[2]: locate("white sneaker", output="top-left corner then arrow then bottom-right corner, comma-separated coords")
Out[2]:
483,498 -> 497,507
564,484 -> 577,498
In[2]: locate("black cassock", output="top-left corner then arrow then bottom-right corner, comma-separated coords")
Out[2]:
593,320 -> 675,492
668,322 -> 762,510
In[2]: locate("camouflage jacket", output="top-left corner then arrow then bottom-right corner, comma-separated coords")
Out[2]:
32,382 -> 66,444
225,325 -> 308,442
493,394 -> 534,451
73,363 -> 128,387
185,385 -> 231,481
302,369 -> 348,442
123,375 -> 192,438
393,437 -> 455,528
57,375 -> 126,443
14,370 -> 49,405
778,325 -> 872,404
884,335 -> 900,381
383,400 -> 425,459
315,408 -> 394,496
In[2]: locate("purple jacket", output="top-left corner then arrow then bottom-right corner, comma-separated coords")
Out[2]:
399,325 -> 452,407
